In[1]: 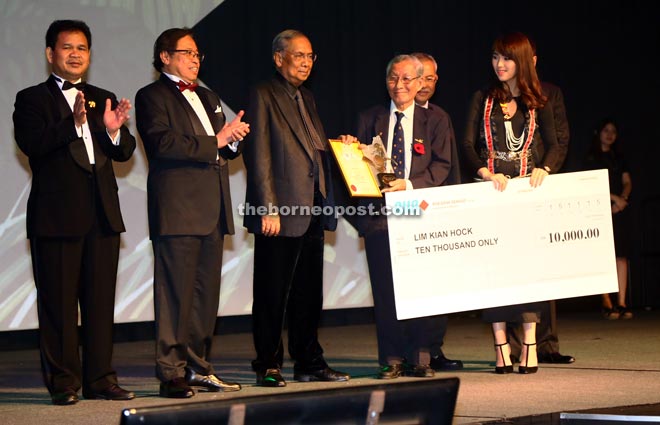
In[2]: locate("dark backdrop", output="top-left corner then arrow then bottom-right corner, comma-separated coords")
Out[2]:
194,0 -> 659,308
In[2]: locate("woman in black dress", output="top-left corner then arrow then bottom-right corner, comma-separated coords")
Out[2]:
584,118 -> 633,319
463,32 -> 566,374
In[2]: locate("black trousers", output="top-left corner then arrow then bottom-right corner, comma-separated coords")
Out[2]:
152,228 -> 223,382
251,216 -> 327,373
364,223 -> 442,366
31,191 -> 119,394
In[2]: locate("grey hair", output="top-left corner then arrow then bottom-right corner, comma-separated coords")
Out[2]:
272,29 -> 307,56
410,52 -> 438,72
385,54 -> 424,78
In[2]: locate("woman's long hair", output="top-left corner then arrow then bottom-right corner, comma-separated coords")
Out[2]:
488,32 -> 547,110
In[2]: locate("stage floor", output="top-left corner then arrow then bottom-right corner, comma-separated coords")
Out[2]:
1,309 -> 659,424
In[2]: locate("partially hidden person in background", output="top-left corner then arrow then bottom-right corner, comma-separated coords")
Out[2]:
13,19 -> 136,405
410,51 -> 464,372
583,117 -> 633,320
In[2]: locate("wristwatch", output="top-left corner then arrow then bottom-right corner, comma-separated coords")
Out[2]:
543,166 -> 551,173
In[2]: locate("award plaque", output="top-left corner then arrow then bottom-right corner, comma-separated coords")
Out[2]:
362,135 -> 397,189
328,139 -> 382,197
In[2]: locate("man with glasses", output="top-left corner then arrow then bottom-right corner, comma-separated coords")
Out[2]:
355,54 -> 454,379
135,27 -> 250,398
243,29 -> 353,387
411,52 -> 464,372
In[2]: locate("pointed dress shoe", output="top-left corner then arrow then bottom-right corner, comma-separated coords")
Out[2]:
256,368 -> 287,387
294,367 -> 350,382
159,377 -> 194,398
51,389 -> 79,405
185,369 -> 241,392
83,383 -> 135,400
430,354 -> 464,371
378,364 -> 403,379
538,352 -> 575,364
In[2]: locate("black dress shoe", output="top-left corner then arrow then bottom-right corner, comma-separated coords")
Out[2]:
378,364 -> 403,379
185,369 -> 241,392
256,368 -> 286,387
430,354 -> 464,371
294,367 -> 350,382
51,389 -> 79,406
405,364 -> 435,378
83,384 -> 135,400
159,377 -> 194,398
538,352 -> 575,364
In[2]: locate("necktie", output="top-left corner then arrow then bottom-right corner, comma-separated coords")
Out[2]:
62,81 -> 86,91
177,80 -> 198,92
391,111 -> 406,178
295,90 -> 326,197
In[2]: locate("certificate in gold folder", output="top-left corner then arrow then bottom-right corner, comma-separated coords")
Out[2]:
328,139 -> 382,197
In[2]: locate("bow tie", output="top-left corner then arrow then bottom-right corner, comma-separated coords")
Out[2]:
177,80 -> 198,92
62,81 -> 86,91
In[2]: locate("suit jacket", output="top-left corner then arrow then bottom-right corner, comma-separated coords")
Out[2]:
462,85 -> 568,177
243,73 -> 337,237
135,74 -> 240,238
13,75 -> 136,238
355,103 -> 452,235
427,103 -> 461,185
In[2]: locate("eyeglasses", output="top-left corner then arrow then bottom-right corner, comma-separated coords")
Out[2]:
281,51 -> 317,63
386,75 -> 420,86
169,49 -> 205,62
422,75 -> 438,83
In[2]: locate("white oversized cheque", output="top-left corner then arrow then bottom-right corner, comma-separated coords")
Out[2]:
385,169 -> 618,319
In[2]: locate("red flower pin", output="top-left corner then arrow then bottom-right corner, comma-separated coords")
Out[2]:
413,139 -> 425,155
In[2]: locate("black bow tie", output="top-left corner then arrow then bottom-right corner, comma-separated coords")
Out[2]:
62,81 -> 86,91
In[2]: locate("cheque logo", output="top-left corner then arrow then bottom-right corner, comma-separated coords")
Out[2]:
391,199 -> 425,216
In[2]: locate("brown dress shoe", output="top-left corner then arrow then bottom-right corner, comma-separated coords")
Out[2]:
256,368 -> 287,387
159,377 -> 194,398
51,389 -> 79,406
185,369 -> 241,392
83,383 -> 135,400
378,364 -> 403,379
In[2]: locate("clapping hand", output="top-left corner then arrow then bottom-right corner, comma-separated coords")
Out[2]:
104,98 -> 132,139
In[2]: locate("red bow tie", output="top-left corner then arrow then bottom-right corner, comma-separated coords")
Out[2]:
177,80 -> 198,92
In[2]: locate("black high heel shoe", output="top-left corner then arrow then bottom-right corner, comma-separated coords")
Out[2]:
519,342 -> 538,374
494,343 -> 514,374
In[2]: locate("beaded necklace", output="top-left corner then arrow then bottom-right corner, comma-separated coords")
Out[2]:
482,96 -> 536,176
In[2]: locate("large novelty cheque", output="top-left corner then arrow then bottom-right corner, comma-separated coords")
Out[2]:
385,169 -> 617,319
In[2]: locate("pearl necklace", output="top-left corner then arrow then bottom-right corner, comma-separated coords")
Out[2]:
500,101 -> 526,151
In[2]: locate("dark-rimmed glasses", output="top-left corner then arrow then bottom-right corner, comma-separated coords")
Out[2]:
169,49 -> 205,62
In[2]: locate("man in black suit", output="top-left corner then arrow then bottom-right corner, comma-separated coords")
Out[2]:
13,20 -> 136,405
135,27 -> 249,398
243,29 -> 352,387
356,54 -> 453,379
506,78 -> 575,365
410,52 -> 464,372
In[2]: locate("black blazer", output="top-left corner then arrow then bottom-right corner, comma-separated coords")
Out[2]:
462,84 -> 568,178
13,75 -> 136,238
243,74 -> 337,237
135,74 -> 241,238
355,103 -> 452,235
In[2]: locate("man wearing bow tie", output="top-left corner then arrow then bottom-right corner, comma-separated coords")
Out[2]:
135,27 -> 249,398
13,20 -> 136,405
